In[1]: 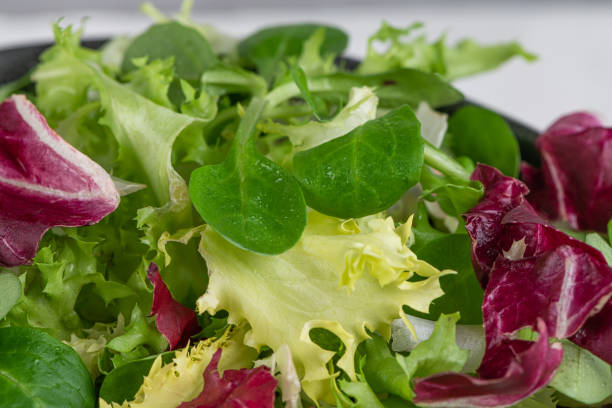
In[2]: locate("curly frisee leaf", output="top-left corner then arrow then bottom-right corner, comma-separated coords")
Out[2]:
196,211 -> 450,403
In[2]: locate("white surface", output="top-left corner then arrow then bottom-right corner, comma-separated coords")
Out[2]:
1,2 -> 611,131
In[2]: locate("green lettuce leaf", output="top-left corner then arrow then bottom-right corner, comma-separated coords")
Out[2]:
358,21 -> 536,80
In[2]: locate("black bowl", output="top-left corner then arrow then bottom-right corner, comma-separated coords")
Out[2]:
0,40 -> 541,165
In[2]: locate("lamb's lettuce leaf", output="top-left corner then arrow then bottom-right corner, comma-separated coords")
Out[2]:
0,327 -> 95,408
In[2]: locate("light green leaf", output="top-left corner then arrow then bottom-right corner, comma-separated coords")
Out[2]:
586,232 -> 612,266
396,313 -> 469,381
0,272 -> 21,320
549,341 -> 612,405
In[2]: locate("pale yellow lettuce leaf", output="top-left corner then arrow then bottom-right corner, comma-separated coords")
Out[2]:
196,211 -> 450,403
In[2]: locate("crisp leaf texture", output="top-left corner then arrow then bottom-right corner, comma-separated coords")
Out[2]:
358,21 -> 535,80
293,105 -> 424,218
0,95 -> 119,266
521,112 -> 612,232
465,164 -> 612,365
196,211 -> 448,403
0,327 -> 95,408
178,349 -> 277,408
413,320 -> 562,408
147,263 -> 200,350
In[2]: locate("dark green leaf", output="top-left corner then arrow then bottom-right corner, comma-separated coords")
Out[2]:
410,201 -> 447,253
99,352 -> 174,404
238,23 -> 348,81
122,22 -> 217,81
293,105 -> 424,218
447,106 -> 520,177
409,234 -> 483,324
0,327 -> 94,408
189,98 -> 307,254
0,272 -> 21,320
361,333 -> 412,400
608,218 -> 612,246
420,167 -> 484,217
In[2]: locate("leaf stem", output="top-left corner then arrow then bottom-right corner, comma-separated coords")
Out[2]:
423,141 -> 471,181
234,97 -> 267,150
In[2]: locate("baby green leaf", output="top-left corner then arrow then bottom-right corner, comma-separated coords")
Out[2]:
293,105 -> 424,219
122,22 -> 217,81
190,98 -> 307,254
238,23 -> 348,82
0,272 -> 21,320
0,327 -> 94,408
291,65 -> 332,121
447,106 -> 520,177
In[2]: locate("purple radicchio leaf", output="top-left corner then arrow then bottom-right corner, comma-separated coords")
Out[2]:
484,246 -> 612,347
521,112 -> 612,232
413,319 -> 563,408
464,164 -> 612,365
0,94 -> 119,266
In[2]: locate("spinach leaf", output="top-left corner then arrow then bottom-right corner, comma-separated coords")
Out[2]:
447,105 -> 520,177
237,23 -> 348,82
0,272 -> 21,320
420,167 -> 483,217
99,352 -> 175,404
266,68 -> 463,110
122,22 -> 217,81
0,327 -> 94,408
189,98 -> 307,254
293,105 -> 423,218
408,234 -> 484,324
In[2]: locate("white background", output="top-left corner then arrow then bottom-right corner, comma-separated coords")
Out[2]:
1,1 -> 611,131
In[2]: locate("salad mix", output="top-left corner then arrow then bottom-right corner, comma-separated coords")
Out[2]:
0,2 -> 611,407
